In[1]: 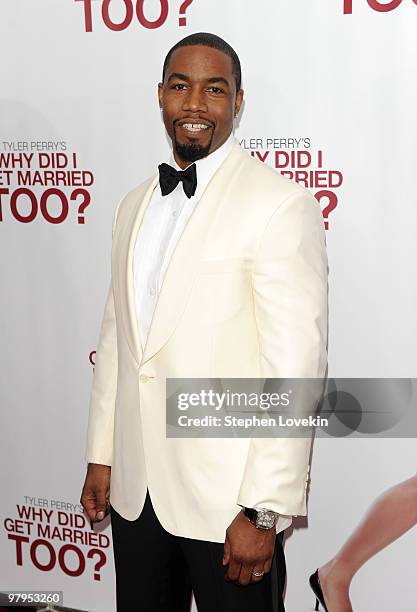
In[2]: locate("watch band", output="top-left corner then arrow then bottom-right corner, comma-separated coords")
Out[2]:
243,507 -> 257,523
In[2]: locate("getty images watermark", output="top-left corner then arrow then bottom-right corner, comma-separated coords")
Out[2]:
166,378 -> 417,438
175,387 -> 327,428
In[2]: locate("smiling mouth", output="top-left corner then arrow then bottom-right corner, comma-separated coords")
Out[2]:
177,122 -> 213,135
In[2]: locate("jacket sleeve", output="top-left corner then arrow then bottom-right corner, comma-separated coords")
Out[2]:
236,190 -> 328,515
84,199 -> 123,466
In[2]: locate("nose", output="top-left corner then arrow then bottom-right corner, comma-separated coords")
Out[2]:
182,85 -> 208,113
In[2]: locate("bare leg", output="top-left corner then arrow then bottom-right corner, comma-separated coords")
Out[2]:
318,474 -> 417,612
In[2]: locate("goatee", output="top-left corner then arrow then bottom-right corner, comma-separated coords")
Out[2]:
173,126 -> 214,163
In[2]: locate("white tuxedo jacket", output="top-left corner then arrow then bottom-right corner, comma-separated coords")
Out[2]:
85,140 -> 328,542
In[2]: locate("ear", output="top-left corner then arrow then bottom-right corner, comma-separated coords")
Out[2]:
234,88 -> 244,117
157,82 -> 163,109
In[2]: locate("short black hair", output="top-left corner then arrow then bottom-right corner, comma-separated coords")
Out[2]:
162,32 -> 242,92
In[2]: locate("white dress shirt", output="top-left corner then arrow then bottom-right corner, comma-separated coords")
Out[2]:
133,132 -> 235,350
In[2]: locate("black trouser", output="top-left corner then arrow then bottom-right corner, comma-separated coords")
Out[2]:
110,489 -> 286,612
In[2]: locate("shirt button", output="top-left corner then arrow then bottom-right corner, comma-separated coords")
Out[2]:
149,287 -> 155,296
159,248 -> 164,256
172,210 -> 178,217
139,374 -> 149,383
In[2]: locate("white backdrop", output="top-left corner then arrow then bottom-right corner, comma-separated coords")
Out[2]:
1,1 -> 416,610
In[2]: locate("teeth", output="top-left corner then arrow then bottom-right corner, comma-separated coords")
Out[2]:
182,123 -> 210,131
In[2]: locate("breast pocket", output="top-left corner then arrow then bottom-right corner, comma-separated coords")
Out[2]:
197,257 -> 251,275
196,258 -> 253,322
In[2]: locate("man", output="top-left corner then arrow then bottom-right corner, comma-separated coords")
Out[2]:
80,32 -> 328,612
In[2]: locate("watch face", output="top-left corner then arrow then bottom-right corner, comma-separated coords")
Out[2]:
256,510 -> 276,529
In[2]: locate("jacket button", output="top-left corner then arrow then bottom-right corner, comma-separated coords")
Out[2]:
139,374 -> 149,383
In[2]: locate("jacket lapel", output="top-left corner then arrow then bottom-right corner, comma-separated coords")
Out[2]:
119,174 -> 159,366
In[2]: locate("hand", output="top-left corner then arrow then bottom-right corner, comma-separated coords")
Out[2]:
80,463 -> 111,524
222,510 -> 276,586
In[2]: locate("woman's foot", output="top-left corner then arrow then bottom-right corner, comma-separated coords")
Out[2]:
318,559 -> 353,612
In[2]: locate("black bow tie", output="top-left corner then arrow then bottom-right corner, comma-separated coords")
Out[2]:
158,162 -> 197,199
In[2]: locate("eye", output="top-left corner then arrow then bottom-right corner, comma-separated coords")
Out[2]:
208,86 -> 223,94
172,83 -> 187,90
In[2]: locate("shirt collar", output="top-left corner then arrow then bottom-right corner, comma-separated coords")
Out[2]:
167,132 -> 236,199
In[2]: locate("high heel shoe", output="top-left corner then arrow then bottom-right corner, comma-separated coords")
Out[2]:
309,569 -> 329,611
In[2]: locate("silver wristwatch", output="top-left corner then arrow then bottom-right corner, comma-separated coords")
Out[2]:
243,506 -> 279,530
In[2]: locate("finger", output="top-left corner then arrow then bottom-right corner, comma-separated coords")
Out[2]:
250,563 -> 266,583
238,562 -> 255,586
80,494 -> 98,522
225,559 -> 242,582
263,556 -> 273,574
222,538 -> 231,565
82,491 -> 107,522
94,490 -> 109,521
